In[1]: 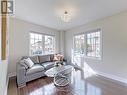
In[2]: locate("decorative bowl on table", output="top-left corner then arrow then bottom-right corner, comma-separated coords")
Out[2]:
54,61 -> 65,71
54,61 -> 64,67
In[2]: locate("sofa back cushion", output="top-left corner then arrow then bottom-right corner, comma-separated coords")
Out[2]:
29,56 -> 39,63
50,54 -> 54,61
39,55 -> 51,63
22,56 -> 39,63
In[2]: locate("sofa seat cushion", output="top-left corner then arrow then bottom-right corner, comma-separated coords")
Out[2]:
26,64 -> 45,75
41,62 -> 55,70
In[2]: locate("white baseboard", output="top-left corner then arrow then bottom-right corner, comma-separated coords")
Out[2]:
8,72 -> 16,78
4,76 -> 9,95
96,71 -> 127,85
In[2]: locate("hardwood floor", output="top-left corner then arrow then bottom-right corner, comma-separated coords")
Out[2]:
8,68 -> 127,95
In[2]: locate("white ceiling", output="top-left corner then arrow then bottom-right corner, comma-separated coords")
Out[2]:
15,0 -> 127,30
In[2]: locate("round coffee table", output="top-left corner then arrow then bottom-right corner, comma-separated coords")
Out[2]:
45,65 -> 74,86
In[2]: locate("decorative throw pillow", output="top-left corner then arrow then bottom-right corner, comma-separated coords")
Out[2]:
53,54 -> 64,61
50,54 -> 54,61
20,60 -> 29,69
24,58 -> 34,68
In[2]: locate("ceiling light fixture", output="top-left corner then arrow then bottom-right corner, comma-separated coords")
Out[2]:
61,11 -> 71,22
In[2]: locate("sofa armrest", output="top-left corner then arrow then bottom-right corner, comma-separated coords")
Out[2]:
17,62 -> 27,87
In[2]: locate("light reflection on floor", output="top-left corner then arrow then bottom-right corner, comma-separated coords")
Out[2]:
71,54 -> 101,95
29,83 -> 55,95
70,69 -> 101,95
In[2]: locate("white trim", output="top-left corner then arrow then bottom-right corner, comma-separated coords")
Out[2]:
8,72 -> 16,78
96,71 -> 127,85
4,76 -> 9,95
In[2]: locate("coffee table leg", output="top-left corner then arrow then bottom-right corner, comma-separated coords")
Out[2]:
54,73 -> 69,87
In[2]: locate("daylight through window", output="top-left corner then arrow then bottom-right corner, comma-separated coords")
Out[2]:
30,32 -> 55,55
86,31 -> 101,58
74,29 -> 101,59
74,34 -> 85,55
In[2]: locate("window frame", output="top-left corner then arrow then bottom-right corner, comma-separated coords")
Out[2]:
44,34 -> 55,54
29,32 -> 56,56
73,29 -> 102,60
85,29 -> 102,60
29,32 -> 43,55
73,33 -> 85,56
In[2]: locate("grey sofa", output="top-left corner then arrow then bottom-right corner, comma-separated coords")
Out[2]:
17,54 -> 57,87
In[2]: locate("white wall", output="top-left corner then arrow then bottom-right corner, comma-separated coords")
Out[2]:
59,31 -> 65,56
8,18 -> 60,75
65,11 -> 127,80
0,16 -> 2,62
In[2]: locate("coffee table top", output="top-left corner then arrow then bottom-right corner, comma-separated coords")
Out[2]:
45,65 -> 74,77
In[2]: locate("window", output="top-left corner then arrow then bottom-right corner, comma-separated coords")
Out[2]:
30,33 -> 43,55
73,29 -> 102,59
74,34 -> 85,54
30,32 -> 55,55
44,35 -> 55,54
86,31 -> 101,58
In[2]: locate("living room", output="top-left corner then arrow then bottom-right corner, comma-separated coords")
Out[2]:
0,0 -> 127,95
